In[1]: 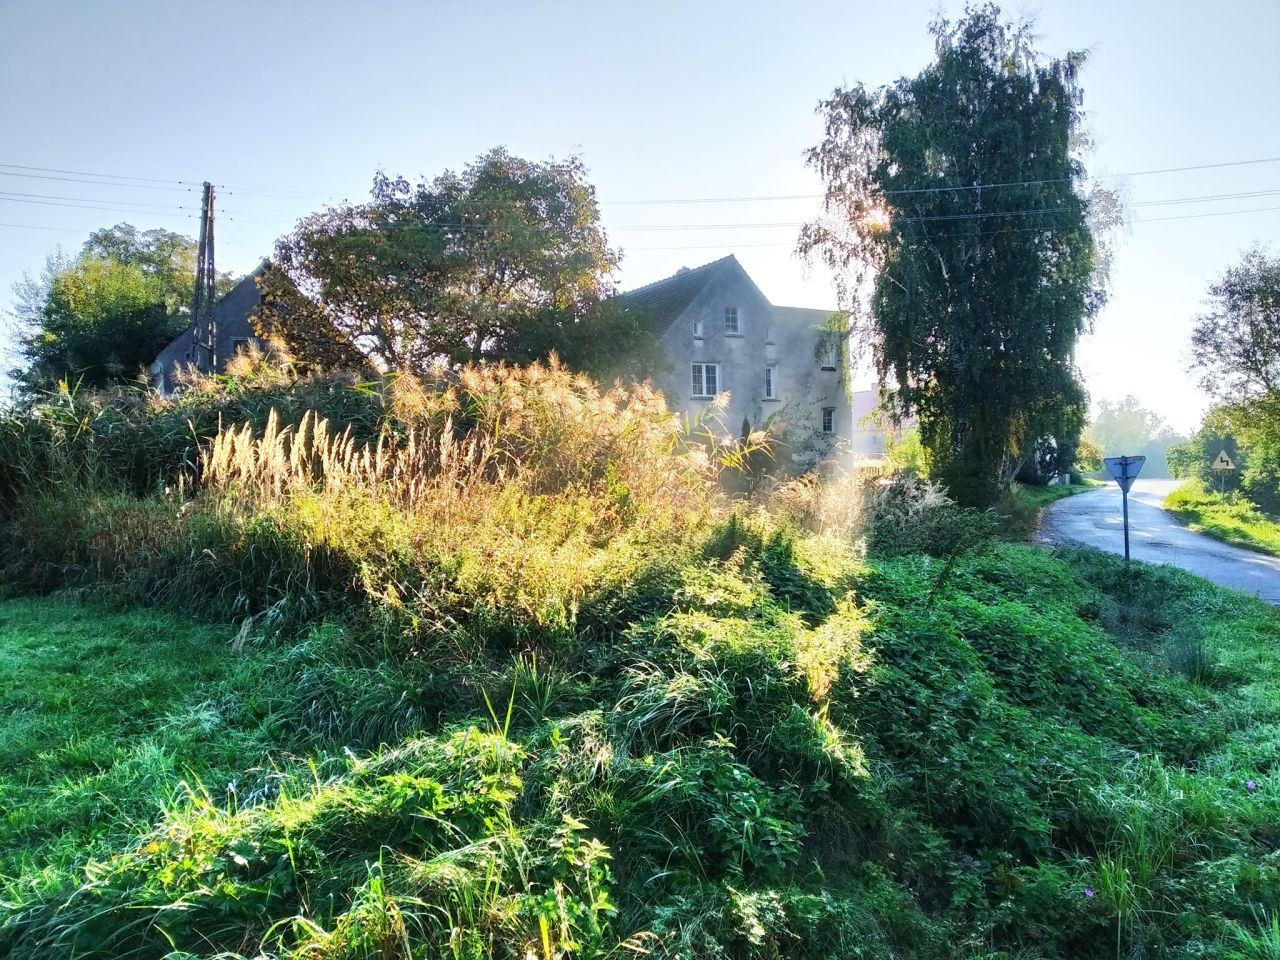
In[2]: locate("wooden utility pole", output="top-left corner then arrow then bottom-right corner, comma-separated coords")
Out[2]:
189,181 -> 218,372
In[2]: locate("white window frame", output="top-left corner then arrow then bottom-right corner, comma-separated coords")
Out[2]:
820,343 -> 839,371
821,406 -> 836,434
723,306 -> 740,335
692,362 -> 720,398
764,364 -> 777,400
692,317 -> 703,338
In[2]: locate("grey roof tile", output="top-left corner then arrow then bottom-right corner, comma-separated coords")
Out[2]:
616,255 -> 737,333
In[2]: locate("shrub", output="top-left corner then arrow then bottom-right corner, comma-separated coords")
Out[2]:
862,476 -> 996,559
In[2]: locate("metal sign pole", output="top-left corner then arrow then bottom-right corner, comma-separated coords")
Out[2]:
1122,476 -> 1130,565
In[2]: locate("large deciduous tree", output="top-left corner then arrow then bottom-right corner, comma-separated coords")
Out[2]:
1189,245 -> 1280,403
256,148 -> 656,380
1185,247 -> 1280,509
800,5 -> 1112,505
10,224 -> 210,393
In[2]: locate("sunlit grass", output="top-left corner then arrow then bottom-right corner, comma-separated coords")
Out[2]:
1165,479 -> 1280,556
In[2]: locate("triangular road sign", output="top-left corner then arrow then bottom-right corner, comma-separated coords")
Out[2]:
1103,455 -> 1146,493
1212,450 -> 1236,472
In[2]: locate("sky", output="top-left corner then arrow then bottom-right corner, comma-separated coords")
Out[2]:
1,0 -> 1277,432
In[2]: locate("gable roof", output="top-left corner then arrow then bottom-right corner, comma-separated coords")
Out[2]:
616,255 -> 739,332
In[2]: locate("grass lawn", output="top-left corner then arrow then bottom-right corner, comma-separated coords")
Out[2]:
1164,480 -> 1280,557
0,597 -> 282,882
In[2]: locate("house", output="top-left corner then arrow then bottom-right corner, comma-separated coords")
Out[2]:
149,262 -> 270,391
618,255 -> 887,462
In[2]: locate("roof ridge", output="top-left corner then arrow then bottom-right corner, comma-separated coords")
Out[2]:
618,254 -> 736,297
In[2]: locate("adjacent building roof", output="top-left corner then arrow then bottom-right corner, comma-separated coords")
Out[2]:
616,255 -> 738,333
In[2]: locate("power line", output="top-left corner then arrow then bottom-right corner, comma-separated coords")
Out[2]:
0,196 -> 195,217
0,221 -> 93,234
0,162 -> 188,186
608,155 -> 1280,204
0,170 -> 197,192
0,189 -> 191,211
1136,204 -> 1280,224
5,152 -> 1280,209
2,198 -> 1276,250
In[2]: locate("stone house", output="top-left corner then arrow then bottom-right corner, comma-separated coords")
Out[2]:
149,262 -> 269,391
618,255 -> 886,462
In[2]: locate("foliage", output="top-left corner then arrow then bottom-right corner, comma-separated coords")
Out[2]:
4,369 -> 1280,958
800,4 -> 1113,506
883,425 -> 927,477
1075,435 -> 1104,473
1086,394 -> 1187,478
1164,480 -> 1280,557
256,148 -> 660,380
862,475 -> 996,562
1168,411 -> 1246,490
7,224 -> 231,393
1189,245 -> 1280,403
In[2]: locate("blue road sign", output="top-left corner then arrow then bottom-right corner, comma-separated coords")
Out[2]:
1103,455 -> 1146,494
1102,455 -> 1146,564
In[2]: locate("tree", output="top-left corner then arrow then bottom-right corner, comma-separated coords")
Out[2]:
1167,411 -> 1245,492
256,148 -> 656,378
799,5 -> 1113,505
1189,246 -> 1280,402
1085,395 -> 1185,477
9,224 -> 213,392
1184,248 -> 1280,509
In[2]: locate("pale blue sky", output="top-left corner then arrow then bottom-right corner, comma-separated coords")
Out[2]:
2,0 -> 1277,430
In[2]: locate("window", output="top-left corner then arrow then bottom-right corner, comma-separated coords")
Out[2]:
724,306 -> 740,335
764,364 -> 777,400
821,407 -> 835,434
765,323 -> 775,344
692,317 -> 703,338
692,362 -> 720,398
231,337 -> 252,356
820,342 -> 839,371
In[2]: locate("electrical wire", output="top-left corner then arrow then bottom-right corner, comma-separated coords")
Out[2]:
4,152 -> 1280,207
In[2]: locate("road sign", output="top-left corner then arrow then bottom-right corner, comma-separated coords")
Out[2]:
1103,455 -> 1146,494
1102,455 -> 1146,564
1212,450 -> 1236,472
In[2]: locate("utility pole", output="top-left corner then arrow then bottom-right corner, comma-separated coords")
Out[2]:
189,181 -> 218,373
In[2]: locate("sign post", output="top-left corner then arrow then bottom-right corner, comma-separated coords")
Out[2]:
1103,455 -> 1146,565
1211,449 -> 1236,495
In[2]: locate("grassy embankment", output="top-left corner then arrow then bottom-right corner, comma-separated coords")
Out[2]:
1165,480 -> 1280,557
1,363 -> 1278,958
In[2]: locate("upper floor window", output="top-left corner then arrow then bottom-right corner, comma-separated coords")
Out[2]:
820,342 -> 839,371
724,307 -> 740,335
821,407 -> 836,434
764,364 -> 777,400
692,362 -> 720,398
692,317 -> 703,338
765,323 -> 775,344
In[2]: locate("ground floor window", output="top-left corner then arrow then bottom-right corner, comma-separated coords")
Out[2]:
764,364 -> 777,399
821,406 -> 835,433
692,362 -> 720,398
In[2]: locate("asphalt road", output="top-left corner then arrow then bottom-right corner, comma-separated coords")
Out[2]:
1036,478 -> 1280,605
